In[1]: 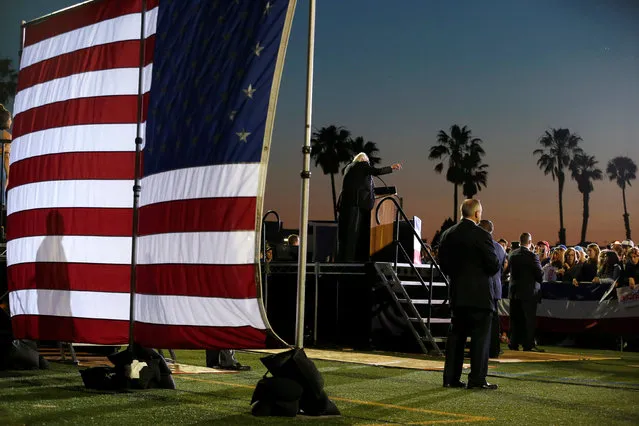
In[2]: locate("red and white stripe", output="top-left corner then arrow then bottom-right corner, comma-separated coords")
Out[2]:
10,0 -> 269,349
8,0 -> 158,344
134,162 -> 268,348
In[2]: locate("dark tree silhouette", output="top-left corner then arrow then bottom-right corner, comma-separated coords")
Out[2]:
431,217 -> 455,249
349,136 -> 381,166
461,142 -> 489,198
606,156 -> 637,239
429,125 -> 486,221
0,59 -> 18,105
533,128 -> 583,245
310,125 -> 352,221
569,153 -> 603,244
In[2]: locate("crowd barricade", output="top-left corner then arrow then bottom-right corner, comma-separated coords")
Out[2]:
498,281 -> 639,335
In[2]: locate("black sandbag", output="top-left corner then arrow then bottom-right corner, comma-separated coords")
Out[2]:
251,376 -> 304,405
38,355 -> 50,370
80,367 -> 120,391
260,348 -> 294,373
0,309 -> 12,346
132,346 -> 174,389
107,348 -> 134,369
260,349 -> 340,417
159,373 -> 176,390
133,359 -> 161,389
21,339 -> 38,351
132,346 -> 171,374
252,399 -> 299,417
299,389 -> 341,416
6,340 -> 41,370
107,345 -> 175,390
107,348 -> 133,365
260,348 -> 324,399
251,376 -> 302,417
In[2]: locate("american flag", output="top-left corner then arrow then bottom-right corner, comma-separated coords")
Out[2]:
8,0 -> 294,349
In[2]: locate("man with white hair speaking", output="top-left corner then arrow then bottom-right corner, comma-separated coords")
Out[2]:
336,153 -> 401,262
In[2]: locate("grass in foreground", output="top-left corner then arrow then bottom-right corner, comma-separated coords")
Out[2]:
1,345 -> 638,425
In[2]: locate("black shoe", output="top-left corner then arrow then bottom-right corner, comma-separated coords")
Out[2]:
467,382 -> 498,390
225,363 -> 251,371
507,344 -> 519,351
443,380 -> 466,388
211,363 -> 251,371
523,347 -> 545,353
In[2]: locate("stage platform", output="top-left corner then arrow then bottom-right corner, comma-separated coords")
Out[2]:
262,261 -> 450,353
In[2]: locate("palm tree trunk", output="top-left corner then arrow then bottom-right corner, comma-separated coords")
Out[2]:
622,186 -> 631,239
453,184 -> 458,222
580,191 -> 589,244
558,173 -> 566,244
330,172 -> 338,221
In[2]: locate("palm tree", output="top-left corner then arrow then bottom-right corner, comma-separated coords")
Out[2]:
349,136 -> 381,166
310,125 -> 352,221
569,153 -> 603,244
606,156 -> 637,239
533,128 -> 583,245
0,58 -> 18,105
461,142 -> 489,198
429,125 -> 484,222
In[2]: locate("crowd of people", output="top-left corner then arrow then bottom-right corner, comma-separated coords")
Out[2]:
436,198 -> 639,391
501,239 -> 638,289
428,232 -> 638,290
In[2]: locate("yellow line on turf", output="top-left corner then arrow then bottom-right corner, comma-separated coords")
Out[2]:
331,396 -> 493,423
177,376 -> 493,423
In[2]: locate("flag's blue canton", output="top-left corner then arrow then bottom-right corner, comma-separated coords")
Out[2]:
144,0 -> 289,176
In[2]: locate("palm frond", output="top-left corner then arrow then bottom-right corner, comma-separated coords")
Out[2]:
310,125 -> 353,176
607,156 -> 638,189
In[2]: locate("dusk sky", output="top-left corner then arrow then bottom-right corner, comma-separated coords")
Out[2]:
2,0 -> 639,246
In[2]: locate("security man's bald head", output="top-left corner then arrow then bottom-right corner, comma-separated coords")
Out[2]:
461,199 -> 482,224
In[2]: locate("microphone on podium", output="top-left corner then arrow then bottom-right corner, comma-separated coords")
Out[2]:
373,175 -> 396,197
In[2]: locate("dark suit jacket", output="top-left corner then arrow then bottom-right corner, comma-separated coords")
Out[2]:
575,261 -> 597,282
438,219 -> 500,311
339,161 -> 392,210
621,261 -> 638,287
491,240 -> 507,300
508,246 -> 543,301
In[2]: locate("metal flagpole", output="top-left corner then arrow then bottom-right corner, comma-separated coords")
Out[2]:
128,0 -> 147,350
295,0 -> 316,349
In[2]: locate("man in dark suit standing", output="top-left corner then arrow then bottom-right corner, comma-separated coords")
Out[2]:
478,220 -> 507,358
337,153 -> 401,262
439,199 -> 500,390
507,232 -> 544,352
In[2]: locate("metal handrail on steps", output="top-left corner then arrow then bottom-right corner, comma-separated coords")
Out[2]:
374,196 -> 451,307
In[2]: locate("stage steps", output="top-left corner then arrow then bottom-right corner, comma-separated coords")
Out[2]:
398,276 -> 451,334
395,264 -> 452,338
374,262 -> 446,356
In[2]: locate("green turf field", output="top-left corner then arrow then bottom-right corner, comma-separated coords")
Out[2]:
1,345 -> 638,425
